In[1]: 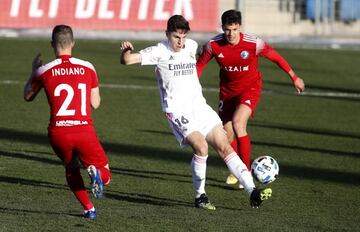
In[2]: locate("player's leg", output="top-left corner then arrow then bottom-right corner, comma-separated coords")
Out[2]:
206,125 -> 272,208
233,80 -> 262,172
219,98 -> 243,185
222,121 -> 239,185
232,104 -> 252,170
206,125 -> 253,191
187,132 -> 208,199
185,131 -> 215,210
223,121 -> 237,153
66,165 -> 96,218
166,111 -> 215,210
76,128 -> 111,199
49,133 -> 96,218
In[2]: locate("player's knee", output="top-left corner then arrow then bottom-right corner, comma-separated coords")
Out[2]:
193,140 -> 208,156
232,120 -> 247,135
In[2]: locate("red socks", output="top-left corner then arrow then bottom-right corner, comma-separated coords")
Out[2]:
238,135 -> 251,170
230,137 -> 238,154
65,165 -> 111,211
232,135 -> 251,171
65,167 -> 93,210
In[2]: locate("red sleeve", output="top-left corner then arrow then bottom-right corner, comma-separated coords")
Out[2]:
259,43 -> 292,73
196,42 -> 213,79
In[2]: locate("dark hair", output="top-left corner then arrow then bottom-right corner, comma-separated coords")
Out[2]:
166,15 -> 190,33
221,9 -> 242,25
51,24 -> 74,50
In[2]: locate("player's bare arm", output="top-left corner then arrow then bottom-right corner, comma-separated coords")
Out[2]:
24,53 -> 42,101
90,87 -> 101,109
120,41 -> 141,65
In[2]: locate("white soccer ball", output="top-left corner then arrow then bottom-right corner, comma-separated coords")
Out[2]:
251,155 -> 279,184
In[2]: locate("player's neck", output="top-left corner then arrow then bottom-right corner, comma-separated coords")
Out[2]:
55,49 -> 72,57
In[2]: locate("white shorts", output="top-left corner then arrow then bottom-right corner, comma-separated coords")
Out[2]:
165,102 -> 222,148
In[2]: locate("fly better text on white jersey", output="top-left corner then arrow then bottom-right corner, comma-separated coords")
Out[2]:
168,62 -> 196,77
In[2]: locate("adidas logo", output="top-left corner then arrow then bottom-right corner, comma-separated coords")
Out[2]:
245,100 -> 251,105
169,56 -> 174,60
218,53 -> 224,58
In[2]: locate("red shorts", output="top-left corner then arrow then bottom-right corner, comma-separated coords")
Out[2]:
48,125 -> 108,168
219,79 -> 262,123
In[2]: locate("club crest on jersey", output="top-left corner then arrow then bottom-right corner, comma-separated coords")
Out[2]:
240,50 -> 249,59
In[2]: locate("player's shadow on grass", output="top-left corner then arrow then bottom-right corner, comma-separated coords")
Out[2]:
1,127 -> 359,186
263,80 -> 360,102
111,166 -> 233,191
139,129 -> 173,136
0,150 -> 61,166
265,80 -> 360,94
0,175 -> 68,190
0,174 -> 237,211
105,190 -> 191,208
280,165 -> 360,185
0,128 -> 48,146
253,139 -> 360,159
0,173 -> 238,211
105,189 -> 241,211
0,207 -> 81,218
250,121 -> 360,140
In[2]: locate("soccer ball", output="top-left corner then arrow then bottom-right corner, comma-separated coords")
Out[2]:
251,156 -> 279,184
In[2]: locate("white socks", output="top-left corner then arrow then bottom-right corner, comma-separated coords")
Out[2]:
191,154 -> 208,198
224,152 -> 255,195
84,207 -> 95,213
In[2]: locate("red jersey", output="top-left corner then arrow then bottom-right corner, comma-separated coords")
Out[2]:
31,55 -> 98,129
197,33 -> 292,97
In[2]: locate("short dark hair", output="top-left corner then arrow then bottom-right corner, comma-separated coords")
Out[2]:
166,15 -> 190,33
51,24 -> 74,50
221,9 -> 242,25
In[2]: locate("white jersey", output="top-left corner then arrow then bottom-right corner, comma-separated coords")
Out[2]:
140,39 -> 204,113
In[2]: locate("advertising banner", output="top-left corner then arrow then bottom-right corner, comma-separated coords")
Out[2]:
0,0 -> 219,32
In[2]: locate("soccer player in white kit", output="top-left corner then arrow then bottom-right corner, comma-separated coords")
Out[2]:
120,15 -> 272,209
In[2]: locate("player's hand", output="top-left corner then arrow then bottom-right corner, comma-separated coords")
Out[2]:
120,41 -> 134,51
293,77 -> 305,93
32,53 -> 42,72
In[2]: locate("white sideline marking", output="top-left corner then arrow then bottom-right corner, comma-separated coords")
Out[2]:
2,80 -> 360,98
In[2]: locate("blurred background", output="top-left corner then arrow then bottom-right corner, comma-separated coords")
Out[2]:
0,0 -> 359,47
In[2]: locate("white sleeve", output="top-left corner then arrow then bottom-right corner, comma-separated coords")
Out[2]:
139,45 -> 161,65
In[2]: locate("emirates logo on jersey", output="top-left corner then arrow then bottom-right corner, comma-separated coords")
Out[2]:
240,50 -> 249,59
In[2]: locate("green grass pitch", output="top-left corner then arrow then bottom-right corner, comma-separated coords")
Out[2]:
0,38 -> 359,231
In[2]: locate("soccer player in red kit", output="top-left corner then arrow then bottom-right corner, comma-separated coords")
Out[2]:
196,10 -> 305,187
24,25 -> 111,219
